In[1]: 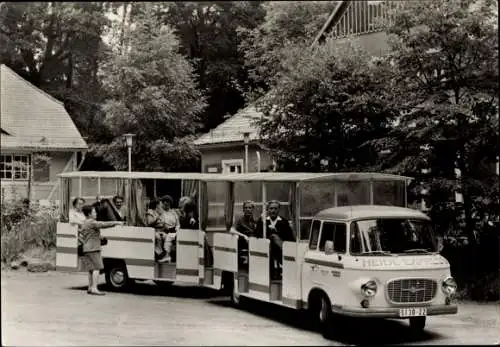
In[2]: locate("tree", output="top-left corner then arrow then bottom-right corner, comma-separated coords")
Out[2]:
238,1 -> 339,98
368,0 -> 499,243
94,4 -> 207,172
0,2 -> 111,141
255,38 -> 398,172
158,1 -> 266,131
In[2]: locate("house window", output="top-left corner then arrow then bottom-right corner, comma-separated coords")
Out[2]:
0,155 -> 30,180
221,159 -> 244,174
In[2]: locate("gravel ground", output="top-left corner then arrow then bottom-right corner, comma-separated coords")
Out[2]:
2,269 -> 499,346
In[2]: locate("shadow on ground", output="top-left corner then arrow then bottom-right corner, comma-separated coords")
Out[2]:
68,280 -> 219,299
68,281 -> 443,344
208,297 -> 442,345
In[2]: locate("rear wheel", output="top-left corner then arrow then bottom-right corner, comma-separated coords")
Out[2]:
105,263 -> 132,291
409,317 -> 426,333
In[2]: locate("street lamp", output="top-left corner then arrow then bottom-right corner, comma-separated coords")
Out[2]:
243,132 -> 250,173
124,133 -> 135,172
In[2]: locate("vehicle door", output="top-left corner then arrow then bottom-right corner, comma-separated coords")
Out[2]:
314,221 -> 347,291
56,222 -> 79,272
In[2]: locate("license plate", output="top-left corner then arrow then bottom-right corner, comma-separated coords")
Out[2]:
399,307 -> 427,317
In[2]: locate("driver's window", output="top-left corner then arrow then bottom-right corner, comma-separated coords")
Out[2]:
319,222 -> 335,251
309,220 -> 321,250
319,222 -> 347,253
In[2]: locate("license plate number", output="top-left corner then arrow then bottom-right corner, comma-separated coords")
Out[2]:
399,307 -> 427,317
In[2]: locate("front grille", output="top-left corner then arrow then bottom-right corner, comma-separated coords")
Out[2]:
387,278 -> 438,304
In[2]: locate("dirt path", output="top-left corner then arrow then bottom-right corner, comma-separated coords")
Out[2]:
2,270 -> 499,346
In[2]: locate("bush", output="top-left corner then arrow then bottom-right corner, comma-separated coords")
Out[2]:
1,198 -> 58,264
442,233 -> 500,302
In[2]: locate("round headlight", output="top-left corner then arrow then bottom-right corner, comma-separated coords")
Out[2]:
361,280 -> 377,297
442,277 -> 457,296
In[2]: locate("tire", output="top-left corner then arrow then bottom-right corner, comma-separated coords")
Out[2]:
105,263 -> 132,291
309,292 -> 337,339
409,317 -> 426,333
154,280 -> 174,289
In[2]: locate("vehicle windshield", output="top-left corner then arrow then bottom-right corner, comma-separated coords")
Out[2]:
350,218 -> 437,255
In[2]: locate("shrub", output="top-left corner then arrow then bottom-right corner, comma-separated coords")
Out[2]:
1,198 -> 58,264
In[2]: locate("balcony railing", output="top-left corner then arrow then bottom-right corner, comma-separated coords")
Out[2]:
328,0 -> 409,39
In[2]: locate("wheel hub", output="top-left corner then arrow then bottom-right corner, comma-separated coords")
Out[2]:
112,270 -> 125,285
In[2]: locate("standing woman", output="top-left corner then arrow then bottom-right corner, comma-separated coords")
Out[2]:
80,205 -> 123,295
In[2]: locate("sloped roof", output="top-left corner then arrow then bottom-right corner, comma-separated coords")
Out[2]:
194,105 -> 264,146
0,64 -> 87,150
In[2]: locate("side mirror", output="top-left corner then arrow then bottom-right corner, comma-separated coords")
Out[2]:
325,241 -> 334,255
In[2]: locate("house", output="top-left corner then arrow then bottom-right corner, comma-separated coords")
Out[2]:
0,64 -> 87,204
194,0 -> 397,173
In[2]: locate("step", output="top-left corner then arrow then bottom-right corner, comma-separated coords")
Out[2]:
204,268 -> 214,285
270,280 -> 282,301
155,263 -> 176,279
238,273 -> 249,293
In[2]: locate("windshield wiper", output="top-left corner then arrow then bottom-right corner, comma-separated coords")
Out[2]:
403,249 -> 434,254
360,251 -> 393,256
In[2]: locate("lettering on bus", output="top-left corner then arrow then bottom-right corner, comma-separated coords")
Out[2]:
362,256 -> 446,268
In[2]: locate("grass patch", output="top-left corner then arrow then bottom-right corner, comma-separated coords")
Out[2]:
1,199 -> 58,265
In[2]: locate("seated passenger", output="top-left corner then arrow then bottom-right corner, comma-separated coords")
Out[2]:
178,195 -> 213,267
179,198 -> 199,229
230,200 -> 257,250
255,200 -> 295,279
145,199 -> 171,263
69,197 -> 86,227
111,195 -> 127,222
158,195 -> 180,263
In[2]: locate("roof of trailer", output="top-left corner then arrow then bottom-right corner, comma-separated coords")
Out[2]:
58,171 -> 207,180
58,171 -> 412,182
202,172 -> 412,182
315,205 -> 430,221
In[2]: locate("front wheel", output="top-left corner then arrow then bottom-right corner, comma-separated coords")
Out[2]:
310,294 -> 337,338
105,263 -> 132,291
409,317 -> 426,333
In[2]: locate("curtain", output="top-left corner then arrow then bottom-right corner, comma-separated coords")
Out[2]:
200,181 -> 208,230
60,178 -> 71,222
288,183 -> 297,238
128,179 -> 147,226
182,180 -> 198,199
117,179 -> 127,201
224,182 -> 234,232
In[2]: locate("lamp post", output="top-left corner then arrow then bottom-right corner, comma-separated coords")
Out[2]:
124,133 -> 135,172
243,132 -> 250,173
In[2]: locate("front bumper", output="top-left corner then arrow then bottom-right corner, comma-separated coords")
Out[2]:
331,304 -> 458,318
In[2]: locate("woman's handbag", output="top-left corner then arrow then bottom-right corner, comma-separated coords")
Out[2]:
100,237 -> 108,246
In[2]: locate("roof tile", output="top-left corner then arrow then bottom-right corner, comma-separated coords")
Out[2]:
0,65 -> 87,150
194,105 -> 264,146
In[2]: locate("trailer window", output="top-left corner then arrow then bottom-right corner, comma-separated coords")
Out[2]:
309,220 -> 321,250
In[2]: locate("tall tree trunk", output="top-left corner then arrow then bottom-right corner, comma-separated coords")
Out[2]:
457,153 -> 477,245
66,53 -> 73,89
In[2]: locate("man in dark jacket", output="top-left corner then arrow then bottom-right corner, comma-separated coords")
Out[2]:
255,200 -> 295,279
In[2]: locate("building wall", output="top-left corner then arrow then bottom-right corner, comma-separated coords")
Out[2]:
0,151 -> 74,203
200,144 -> 274,173
336,30 -> 391,57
